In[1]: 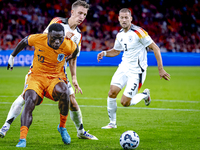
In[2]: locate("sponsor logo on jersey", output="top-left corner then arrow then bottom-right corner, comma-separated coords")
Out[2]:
38,49 -> 45,52
57,54 -> 65,62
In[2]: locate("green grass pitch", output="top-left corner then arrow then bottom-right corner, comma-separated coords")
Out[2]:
0,66 -> 200,150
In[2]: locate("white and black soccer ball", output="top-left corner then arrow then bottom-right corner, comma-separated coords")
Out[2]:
120,130 -> 140,149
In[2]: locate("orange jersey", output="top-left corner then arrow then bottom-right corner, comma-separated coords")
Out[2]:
27,34 -> 76,77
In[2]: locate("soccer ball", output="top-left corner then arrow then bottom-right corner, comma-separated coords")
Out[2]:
120,130 -> 140,149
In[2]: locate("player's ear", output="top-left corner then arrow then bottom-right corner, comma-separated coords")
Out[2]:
71,9 -> 74,16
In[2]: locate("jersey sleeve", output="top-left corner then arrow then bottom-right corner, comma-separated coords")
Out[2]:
43,17 -> 63,34
67,40 -> 77,55
135,28 -> 153,47
113,34 -> 123,51
27,34 -> 38,46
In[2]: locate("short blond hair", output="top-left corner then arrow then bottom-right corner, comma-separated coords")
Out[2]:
72,0 -> 90,10
119,8 -> 131,15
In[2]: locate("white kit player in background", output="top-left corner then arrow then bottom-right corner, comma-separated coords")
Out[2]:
0,0 -> 98,140
97,8 -> 170,129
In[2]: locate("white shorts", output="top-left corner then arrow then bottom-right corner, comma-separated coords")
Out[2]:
67,81 -> 74,95
110,66 -> 146,98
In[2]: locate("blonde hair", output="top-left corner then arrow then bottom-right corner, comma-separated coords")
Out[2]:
119,8 -> 131,15
72,0 -> 90,10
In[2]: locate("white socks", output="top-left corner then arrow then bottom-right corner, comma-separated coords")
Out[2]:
70,108 -> 85,134
5,95 -> 25,126
130,93 -> 147,106
107,97 -> 117,125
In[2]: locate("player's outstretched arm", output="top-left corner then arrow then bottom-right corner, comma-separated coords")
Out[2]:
7,37 -> 28,70
148,42 -> 170,81
97,49 -> 121,62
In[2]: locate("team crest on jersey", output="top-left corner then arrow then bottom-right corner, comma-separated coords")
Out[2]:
129,36 -> 133,42
57,54 -> 65,62
120,38 -> 123,42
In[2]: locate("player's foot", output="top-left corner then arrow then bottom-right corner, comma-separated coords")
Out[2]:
57,124 -> 71,144
0,126 -> 9,138
16,138 -> 26,147
143,88 -> 151,106
77,130 -> 98,140
101,123 -> 117,129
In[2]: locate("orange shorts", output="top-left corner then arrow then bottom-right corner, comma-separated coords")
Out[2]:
24,74 -> 67,101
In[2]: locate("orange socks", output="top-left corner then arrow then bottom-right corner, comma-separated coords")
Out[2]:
20,126 -> 29,139
59,114 -> 68,128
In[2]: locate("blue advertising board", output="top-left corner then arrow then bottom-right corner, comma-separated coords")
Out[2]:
0,50 -> 200,67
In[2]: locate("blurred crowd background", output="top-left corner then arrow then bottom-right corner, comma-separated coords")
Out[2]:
0,0 -> 200,52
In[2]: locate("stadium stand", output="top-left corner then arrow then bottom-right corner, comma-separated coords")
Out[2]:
0,0 -> 200,52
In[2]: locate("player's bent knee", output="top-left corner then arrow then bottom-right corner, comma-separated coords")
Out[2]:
120,101 -> 130,107
121,96 -> 131,107
108,90 -> 118,98
53,82 -> 70,101
24,90 -> 41,105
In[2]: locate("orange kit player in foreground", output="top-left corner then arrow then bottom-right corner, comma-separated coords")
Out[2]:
1,0 -> 97,140
7,23 -> 77,147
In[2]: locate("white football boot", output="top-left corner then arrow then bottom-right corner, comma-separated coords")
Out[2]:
0,126 -> 9,138
143,88 -> 151,106
101,122 -> 117,129
77,130 -> 98,140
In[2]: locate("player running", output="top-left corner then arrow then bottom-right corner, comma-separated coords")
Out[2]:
97,8 -> 170,129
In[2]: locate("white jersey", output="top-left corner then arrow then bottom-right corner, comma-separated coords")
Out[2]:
43,17 -> 82,75
113,24 -> 153,73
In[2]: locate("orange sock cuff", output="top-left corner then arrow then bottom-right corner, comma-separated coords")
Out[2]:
20,126 -> 29,139
59,114 -> 68,128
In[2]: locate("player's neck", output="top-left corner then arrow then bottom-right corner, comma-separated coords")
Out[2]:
123,25 -> 131,33
68,18 -> 77,30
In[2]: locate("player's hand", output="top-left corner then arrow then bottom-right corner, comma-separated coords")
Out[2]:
72,78 -> 83,94
97,51 -> 104,62
7,55 -> 14,70
159,68 -> 170,81
65,32 -> 74,39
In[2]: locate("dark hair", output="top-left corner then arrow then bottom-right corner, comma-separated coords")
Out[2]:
72,0 -> 90,10
48,23 -> 64,33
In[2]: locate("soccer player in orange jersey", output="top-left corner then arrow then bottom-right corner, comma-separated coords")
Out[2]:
0,0 -> 98,141
7,23 -> 77,147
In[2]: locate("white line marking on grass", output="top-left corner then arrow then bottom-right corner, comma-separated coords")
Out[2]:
0,96 -> 200,103
0,102 -> 199,112
78,105 -> 200,112
76,97 -> 200,103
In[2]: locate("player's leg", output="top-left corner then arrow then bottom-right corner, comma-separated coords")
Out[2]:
0,94 -> 25,138
123,71 -> 150,106
0,74 -> 29,138
68,82 -> 98,140
101,85 -> 121,129
53,82 -> 71,145
102,66 -> 127,129
16,89 -> 42,147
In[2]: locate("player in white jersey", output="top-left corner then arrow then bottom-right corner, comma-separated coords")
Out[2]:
97,8 -> 170,129
0,0 -> 98,140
